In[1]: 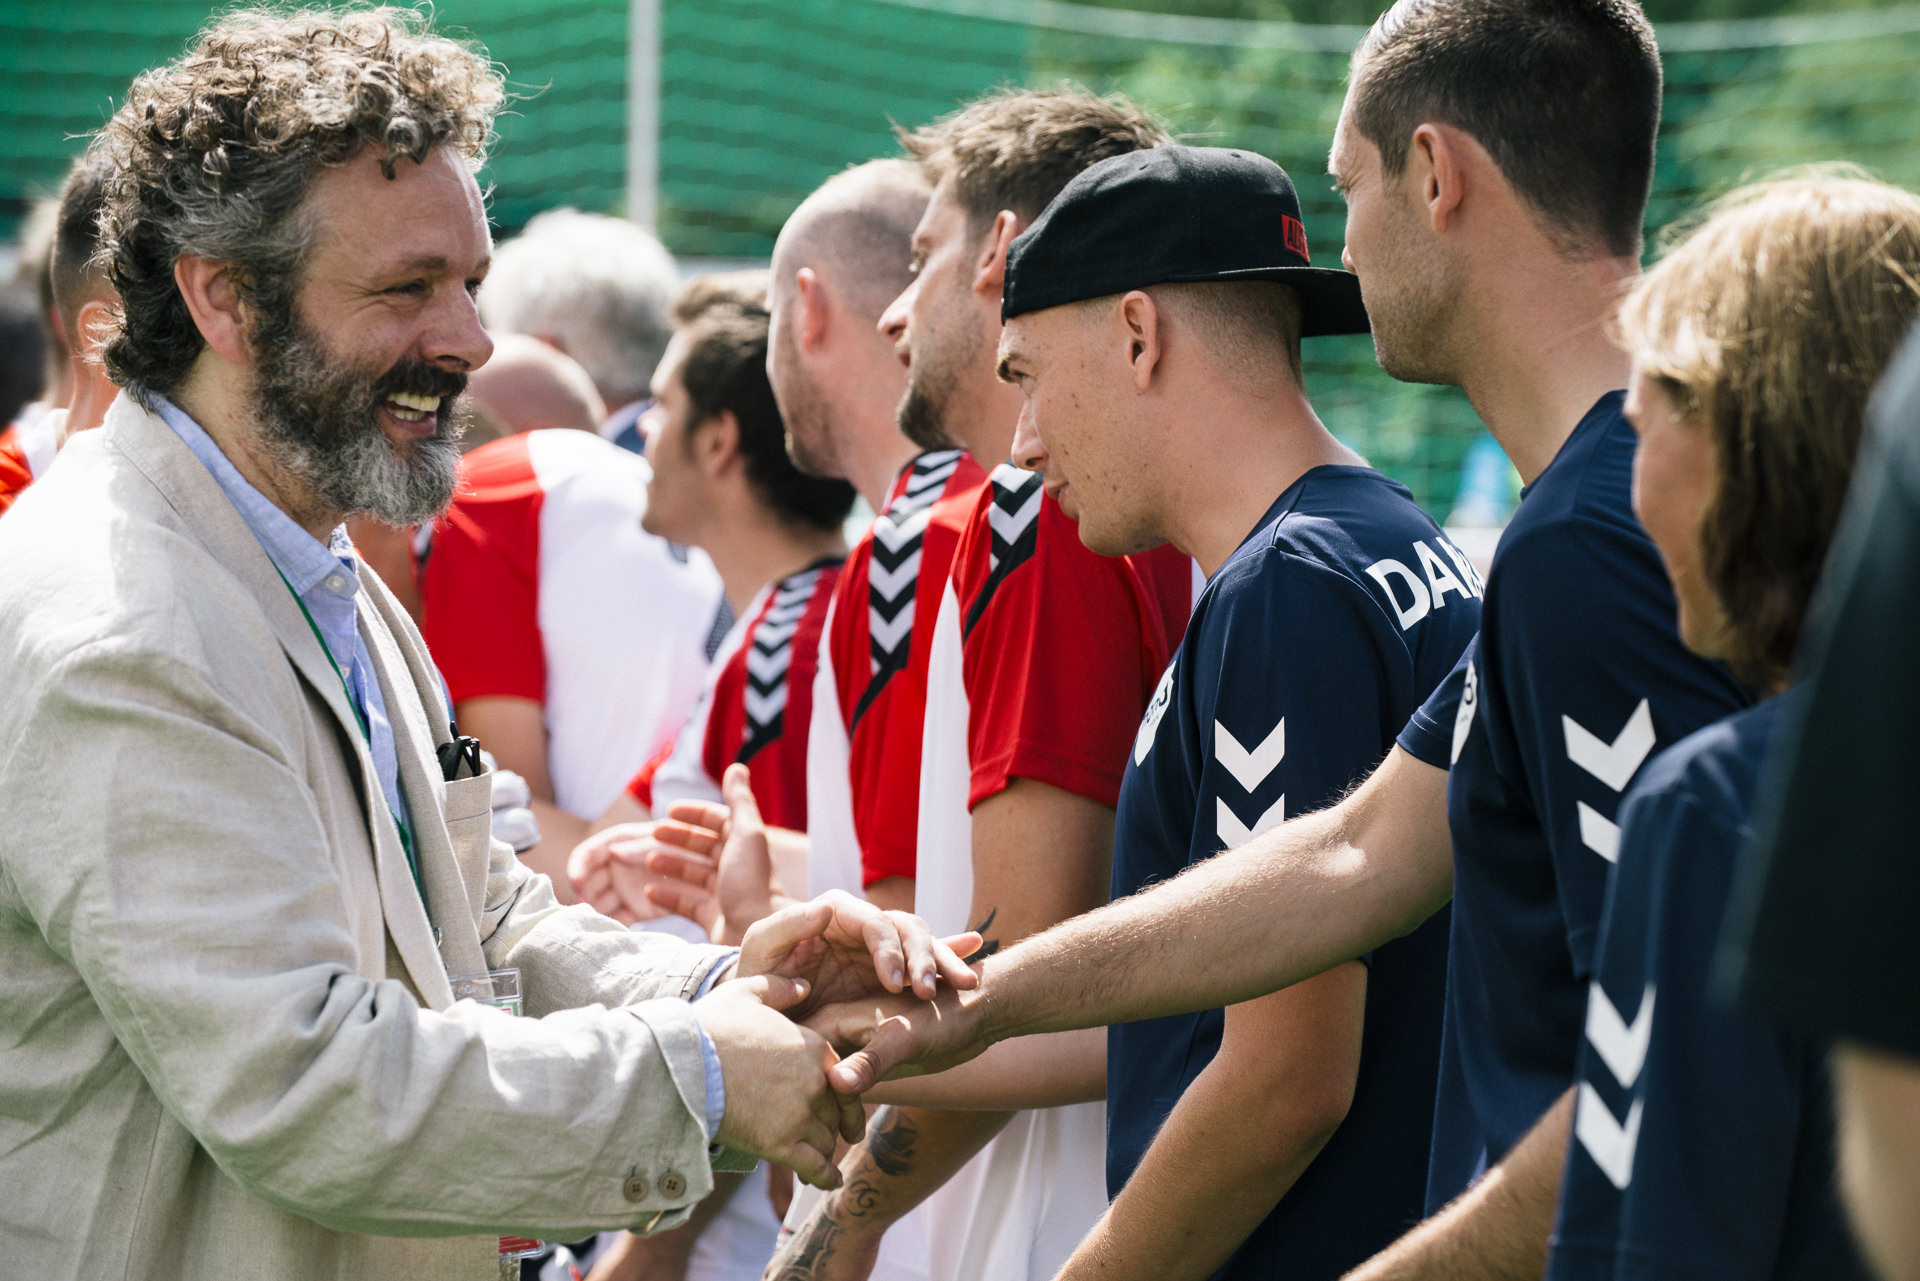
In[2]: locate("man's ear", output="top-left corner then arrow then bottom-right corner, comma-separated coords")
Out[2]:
1118,291 -> 1163,392
172,254 -> 254,365
795,268 -> 830,352
974,210 -> 1024,298
1409,123 -> 1466,234
74,298 -> 116,365
697,409 -> 742,477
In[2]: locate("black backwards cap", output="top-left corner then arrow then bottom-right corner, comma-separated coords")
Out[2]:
1002,144 -> 1369,337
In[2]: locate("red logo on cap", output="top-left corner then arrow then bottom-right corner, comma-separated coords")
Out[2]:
1282,215 -> 1310,263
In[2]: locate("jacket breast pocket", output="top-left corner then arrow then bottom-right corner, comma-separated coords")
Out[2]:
440,768 -> 495,922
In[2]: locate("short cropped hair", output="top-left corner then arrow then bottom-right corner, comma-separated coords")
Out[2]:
51,146 -> 117,348
97,7 -> 503,399
480,209 -> 680,409
671,274 -> 856,533
1619,172 -> 1920,688
1350,0 -> 1660,259
772,159 -> 930,321
897,87 -> 1169,236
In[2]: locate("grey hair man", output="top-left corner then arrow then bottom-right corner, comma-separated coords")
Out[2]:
480,206 -> 680,442
0,11 -> 971,1279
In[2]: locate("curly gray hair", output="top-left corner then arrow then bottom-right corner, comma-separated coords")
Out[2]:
97,7 -> 504,398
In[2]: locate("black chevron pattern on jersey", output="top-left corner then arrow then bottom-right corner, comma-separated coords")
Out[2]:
962,463 -> 1044,639
852,449 -> 962,728
738,565 -> 823,763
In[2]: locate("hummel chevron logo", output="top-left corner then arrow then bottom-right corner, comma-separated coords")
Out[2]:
1564,700 -> 1656,793
1577,801 -> 1622,863
1216,718 -> 1285,794
740,569 -> 819,760
962,464 -> 1044,637
857,453 -> 957,717
744,683 -> 788,728
1575,1081 -> 1644,1191
1585,981 -> 1656,1088
987,468 -> 1044,573
1218,795 -> 1286,847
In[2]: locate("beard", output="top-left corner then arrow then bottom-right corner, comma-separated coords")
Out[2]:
770,325 -> 841,479
894,296 -> 979,452
248,297 -> 467,527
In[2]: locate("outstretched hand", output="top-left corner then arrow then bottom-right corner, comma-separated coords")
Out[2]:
567,820 -> 693,929
643,765 -> 790,944
734,892 -> 980,1022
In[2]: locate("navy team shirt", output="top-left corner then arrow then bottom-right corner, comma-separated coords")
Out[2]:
1111,465 -> 1478,1280
1549,694 -> 1870,1281
1395,393 -> 1751,1208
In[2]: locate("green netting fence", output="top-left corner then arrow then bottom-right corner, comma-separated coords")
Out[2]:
5,0 -> 1920,514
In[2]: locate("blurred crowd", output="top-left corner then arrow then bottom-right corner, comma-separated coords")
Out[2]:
2,4 -> 1919,1281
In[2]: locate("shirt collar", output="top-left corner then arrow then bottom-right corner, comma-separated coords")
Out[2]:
149,391 -> 360,599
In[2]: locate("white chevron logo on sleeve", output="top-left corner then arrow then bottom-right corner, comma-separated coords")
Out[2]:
1563,699 -> 1656,792
1585,981 -> 1656,1088
1575,1081 -> 1644,1191
1215,718 -> 1285,793
1217,795 -> 1286,848
1577,801 -> 1622,863
987,480 -> 1044,542
867,557 -> 917,601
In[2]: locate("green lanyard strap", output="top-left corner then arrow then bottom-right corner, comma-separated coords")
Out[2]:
270,562 -> 422,895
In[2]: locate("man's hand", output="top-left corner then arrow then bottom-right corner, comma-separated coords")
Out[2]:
693,974 -> 863,1190
812,983 -> 996,1093
568,821 -> 689,929
734,893 -> 980,1021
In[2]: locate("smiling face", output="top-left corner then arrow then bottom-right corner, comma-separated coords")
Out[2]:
1625,365 -> 1730,661
1000,300 -> 1159,555
877,181 -> 993,452
248,145 -> 493,525
1329,97 -> 1458,387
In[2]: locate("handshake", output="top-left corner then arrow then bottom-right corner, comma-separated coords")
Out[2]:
569,765 -> 996,1191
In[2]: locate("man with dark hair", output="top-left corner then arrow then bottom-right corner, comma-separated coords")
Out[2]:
0,13 -> 970,1278
997,144 -> 1475,1281
770,87 -> 1195,1281
826,4 -> 1751,1277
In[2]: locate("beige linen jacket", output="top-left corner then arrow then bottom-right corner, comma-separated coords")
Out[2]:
0,397 -> 736,1279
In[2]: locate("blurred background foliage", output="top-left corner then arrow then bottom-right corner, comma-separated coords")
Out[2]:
4,0 -> 1917,515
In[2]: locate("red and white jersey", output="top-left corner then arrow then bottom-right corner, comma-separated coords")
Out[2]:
420,429 -> 725,818
0,404 -> 62,519
912,461 -> 1197,1281
803,448 -> 989,898
627,556 -> 841,832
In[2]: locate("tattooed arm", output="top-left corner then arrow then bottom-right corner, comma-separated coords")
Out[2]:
769,780 -> 1116,1280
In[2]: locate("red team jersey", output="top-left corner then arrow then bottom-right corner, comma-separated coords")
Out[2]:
810,448 -> 989,889
627,557 -> 842,832
420,429 -> 724,817
905,460 -> 1197,1281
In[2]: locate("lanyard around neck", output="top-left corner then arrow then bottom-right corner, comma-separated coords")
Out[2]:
270,560 -> 421,895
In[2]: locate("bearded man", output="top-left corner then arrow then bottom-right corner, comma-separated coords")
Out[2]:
0,13 -> 972,1280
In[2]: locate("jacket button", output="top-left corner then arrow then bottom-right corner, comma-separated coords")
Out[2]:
657,1170 -> 687,1198
622,1174 -> 649,1203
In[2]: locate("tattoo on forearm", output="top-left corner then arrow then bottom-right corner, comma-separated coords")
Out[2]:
768,1212 -> 843,1281
967,907 -> 1001,960
866,1106 -> 920,1178
844,1178 -> 882,1216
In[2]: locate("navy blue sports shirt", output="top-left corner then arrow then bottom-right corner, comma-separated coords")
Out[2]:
1548,694 -> 1870,1281
1110,465 -> 1478,1280
1396,393 -> 1752,1208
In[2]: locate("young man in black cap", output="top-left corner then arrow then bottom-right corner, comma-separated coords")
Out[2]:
826,3 -> 1751,1278
996,143 -> 1477,1281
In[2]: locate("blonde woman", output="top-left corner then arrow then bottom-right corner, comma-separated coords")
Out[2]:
1549,174 -> 1920,1281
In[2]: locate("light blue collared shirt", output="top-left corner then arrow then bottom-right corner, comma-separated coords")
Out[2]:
154,395 -> 416,850
156,394 -> 733,1143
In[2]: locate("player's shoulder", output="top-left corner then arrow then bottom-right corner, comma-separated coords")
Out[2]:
1623,695 -> 1785,825
456,429 -> 644,503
